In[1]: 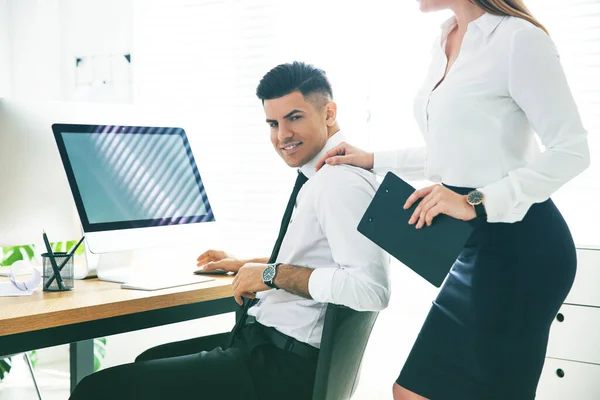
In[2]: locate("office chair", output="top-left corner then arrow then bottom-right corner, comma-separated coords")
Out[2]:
0,353 -> 43,400
312,304 -> 380,400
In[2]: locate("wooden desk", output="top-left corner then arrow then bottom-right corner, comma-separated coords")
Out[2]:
0,276 -> 236,392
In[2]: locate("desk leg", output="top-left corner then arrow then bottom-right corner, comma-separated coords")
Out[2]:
70,340 -> 94,393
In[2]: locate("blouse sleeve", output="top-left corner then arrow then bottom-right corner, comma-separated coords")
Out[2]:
479,27 -> 590,223
372,146 -> 428,181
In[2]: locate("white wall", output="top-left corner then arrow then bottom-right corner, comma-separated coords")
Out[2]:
8,0 -> 62,101
6,0 -> 132,102
59,0 -> 133,102
0,0 -> 12,96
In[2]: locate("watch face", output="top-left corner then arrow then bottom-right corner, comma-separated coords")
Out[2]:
468,190 -> 484,205
262,265 -> 276,282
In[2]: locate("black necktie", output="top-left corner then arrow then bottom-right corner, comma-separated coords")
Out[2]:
229,171 -> 308,343
267,170 -> 309,264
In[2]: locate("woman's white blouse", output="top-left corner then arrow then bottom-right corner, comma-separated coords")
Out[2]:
373,13 -> 590,223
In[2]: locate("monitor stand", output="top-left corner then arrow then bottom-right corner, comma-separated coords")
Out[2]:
77,225 -> 226,288
82,242 -> 207,290
80,245 -> 135,283
74,228 -> 136,281
91,250 -> 136,283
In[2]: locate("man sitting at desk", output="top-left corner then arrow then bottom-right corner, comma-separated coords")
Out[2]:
70,61 -> 390,400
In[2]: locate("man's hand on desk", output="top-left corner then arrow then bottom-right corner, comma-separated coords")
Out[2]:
197,250 -> 270,275
196,250 -> 245,273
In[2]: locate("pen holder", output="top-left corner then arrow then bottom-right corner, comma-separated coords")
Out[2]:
42,252 -> 74,292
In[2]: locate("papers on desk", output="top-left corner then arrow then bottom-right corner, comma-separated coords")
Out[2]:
0,260 -> 42,296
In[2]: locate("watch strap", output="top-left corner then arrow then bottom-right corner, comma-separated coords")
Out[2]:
474,203 -> 487,218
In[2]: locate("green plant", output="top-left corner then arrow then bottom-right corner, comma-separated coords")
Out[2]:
0,245 -> 37,381
0,357 -> 11,380
0,241 -> 104,381
48,240 -> 86,256
0,240 -> 85,267
94,338 -> 107,372
0,245 -> 35,267
28,350 -> 38,368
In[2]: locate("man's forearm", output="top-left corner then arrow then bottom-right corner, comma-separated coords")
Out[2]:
273,264 -> 314,299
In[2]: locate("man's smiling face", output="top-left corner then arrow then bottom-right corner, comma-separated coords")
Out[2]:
264,91 -> 331,168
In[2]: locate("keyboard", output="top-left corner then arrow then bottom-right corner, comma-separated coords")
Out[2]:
120,275 -> 213,291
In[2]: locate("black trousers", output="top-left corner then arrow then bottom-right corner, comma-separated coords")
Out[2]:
70,323 -> 318,400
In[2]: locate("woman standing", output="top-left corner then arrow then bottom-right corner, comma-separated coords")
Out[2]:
316,1 -> 590,399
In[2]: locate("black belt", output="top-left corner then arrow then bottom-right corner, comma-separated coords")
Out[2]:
251,322 -> 320,360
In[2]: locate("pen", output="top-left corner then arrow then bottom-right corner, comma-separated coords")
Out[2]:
43,236 -> 84,290
42,230 -> 66,290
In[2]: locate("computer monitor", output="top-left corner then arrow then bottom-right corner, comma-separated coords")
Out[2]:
52,124 -> 215,250
1,99 -> 224,282
52,123 -> 218,282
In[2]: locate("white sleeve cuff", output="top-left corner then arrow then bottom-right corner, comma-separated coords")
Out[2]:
479,181 -> 511,222
372,151 -> 400,176
479,180 -> 527,223
308,268 -> 337,303
372,148 -> 427,180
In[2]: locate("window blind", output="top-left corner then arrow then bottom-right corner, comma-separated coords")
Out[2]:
131,0 -> 389,255
132,0 -> 600,250
133,0 -> 287,256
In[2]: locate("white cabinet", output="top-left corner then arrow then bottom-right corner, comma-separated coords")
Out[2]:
537,359 -> 600,400
546,304 -> 600,365
537,246 -> 600,400
564,248 -> 600,307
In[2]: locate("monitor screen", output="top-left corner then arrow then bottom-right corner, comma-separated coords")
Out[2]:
52,124 -> 215,233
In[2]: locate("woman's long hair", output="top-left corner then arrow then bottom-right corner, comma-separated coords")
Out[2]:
470,0 -> 548,34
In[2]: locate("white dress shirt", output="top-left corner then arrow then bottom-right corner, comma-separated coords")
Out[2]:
373,13 -> 590,223
248,131 -> 391,348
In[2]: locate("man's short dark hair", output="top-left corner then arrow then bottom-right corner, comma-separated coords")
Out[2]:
256,61 -> 333,106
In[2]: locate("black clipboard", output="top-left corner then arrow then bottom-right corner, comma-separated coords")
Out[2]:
357,172 -> 474,287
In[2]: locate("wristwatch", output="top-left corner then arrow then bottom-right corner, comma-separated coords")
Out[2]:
466,190 -> 487,218
262,263 -> 281,289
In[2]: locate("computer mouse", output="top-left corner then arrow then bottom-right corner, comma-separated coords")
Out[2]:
194,268 -> 229,275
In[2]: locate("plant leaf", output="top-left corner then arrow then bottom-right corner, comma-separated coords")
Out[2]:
19,245 -> 35,261
0,357 -> 12,381
1,244 -> 36,266
28,350 -> 38,368
75,242 -> 86,256
1,248 -> 24,267
93,337 -> 107,372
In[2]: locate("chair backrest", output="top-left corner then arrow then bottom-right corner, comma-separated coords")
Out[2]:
312,304 -> 379,400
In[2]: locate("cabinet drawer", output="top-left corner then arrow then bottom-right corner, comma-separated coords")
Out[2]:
537,358 -> 600,400
566,248 -> 600,307
547,304 -> 600,364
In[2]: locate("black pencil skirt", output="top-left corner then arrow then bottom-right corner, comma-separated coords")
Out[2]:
396,185 -> 577,400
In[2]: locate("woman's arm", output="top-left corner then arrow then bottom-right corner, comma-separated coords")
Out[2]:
480,27 -> 590,223
314,142 -> 427,181
372,146 -> 428,180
